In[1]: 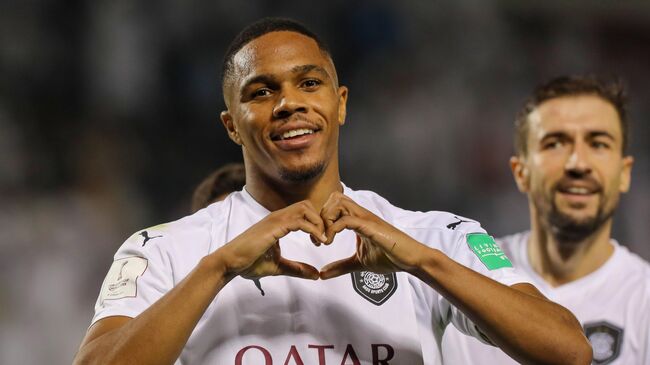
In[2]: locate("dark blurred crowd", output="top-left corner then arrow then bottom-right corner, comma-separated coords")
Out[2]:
1,1 -> 649,363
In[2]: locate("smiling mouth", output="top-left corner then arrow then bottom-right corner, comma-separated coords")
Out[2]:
271,128 -> 319,141
559,187 -> 594,195
555,187 -> 601,208
555,176 -> 601,198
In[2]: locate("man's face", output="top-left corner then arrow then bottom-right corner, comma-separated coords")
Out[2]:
221,31 -> 347,183
512,94 -> 633,241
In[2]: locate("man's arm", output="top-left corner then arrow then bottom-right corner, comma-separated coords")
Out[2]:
319,192 -> 592,365
414,253 -> 589,364
74,255 -> 229,365
73,201 -> 325,365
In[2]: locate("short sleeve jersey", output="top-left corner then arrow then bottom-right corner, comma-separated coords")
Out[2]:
93,185 -> 529,365
442,231 -> 650,365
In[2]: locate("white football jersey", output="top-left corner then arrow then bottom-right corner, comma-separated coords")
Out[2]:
93,185 -> 529,365
442,231 -> 650,365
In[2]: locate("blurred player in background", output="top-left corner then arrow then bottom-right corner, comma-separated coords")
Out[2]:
74,19 -> 591,365
190,162 -> 245,212
443,75 -> 650,364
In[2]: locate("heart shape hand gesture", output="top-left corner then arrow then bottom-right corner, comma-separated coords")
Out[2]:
216,192 -> 430,281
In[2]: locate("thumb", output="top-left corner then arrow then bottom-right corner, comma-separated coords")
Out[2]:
319,255 -> 363,280
276,258 -> 320,280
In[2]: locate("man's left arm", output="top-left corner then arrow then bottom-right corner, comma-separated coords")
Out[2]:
319,192 -> 592,365
414,253 -> 588,365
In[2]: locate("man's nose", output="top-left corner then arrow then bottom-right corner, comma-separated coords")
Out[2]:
272,88 -> 308,119
565,141 -> 592,177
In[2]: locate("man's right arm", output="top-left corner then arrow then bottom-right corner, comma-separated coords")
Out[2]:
74,254 -> 229,365
73,201 -> 324,365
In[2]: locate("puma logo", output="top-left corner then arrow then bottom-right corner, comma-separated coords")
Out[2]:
446,216 -> 472,230
140,231 -> 163,246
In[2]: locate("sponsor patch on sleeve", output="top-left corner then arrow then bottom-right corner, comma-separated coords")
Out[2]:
100,257 -> 148,303
466,233 -> 512,270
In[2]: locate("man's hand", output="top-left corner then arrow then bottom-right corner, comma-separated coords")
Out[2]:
319,192 -> 429,279
215,200 -> 326,281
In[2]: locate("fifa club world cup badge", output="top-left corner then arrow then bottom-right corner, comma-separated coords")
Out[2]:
351,271 -> 397,306
584,321 -> 623,365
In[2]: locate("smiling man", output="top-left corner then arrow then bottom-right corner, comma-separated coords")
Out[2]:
443,76 -> 650,364
74,19 -> 591,365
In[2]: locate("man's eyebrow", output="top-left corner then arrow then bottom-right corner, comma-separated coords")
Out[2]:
241,74 -> 277,91
291,64 -> 329,77
539,131 -> 570,141
588,131 -> 616,141
239,65 -> 332,96
539,130 -> 617,142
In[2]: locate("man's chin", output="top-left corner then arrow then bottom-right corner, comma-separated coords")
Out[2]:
552,201 -> 599,221
555,210 -> 598,225
549,219 -> 597,244
278,162 -> 325,183
547,208 -> 609,244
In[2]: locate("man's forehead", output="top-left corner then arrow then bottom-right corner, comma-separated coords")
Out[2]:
231,31 -> 334,84
530,95 -> 622,137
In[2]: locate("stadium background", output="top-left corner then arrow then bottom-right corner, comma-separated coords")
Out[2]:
1,1 -> 649,363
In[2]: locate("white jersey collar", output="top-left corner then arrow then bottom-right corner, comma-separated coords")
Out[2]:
521,231 -> 622,293
240,182 -> 350,215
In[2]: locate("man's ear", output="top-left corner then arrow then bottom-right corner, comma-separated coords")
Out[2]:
337,86 -> 348,126
510,155 -> 530,193
619,155 -> 634,193
220,111 -> 243,145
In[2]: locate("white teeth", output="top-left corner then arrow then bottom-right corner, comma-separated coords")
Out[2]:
281,128 -> 314,139
567,187 -> 590,195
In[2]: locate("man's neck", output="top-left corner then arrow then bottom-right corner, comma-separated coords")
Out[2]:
527,212 -> 615,287
244,166 -> 343,212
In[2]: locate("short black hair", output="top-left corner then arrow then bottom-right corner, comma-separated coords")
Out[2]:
191,163 -> 245,212
515,75 -> 628,156
221,17 -> 331,92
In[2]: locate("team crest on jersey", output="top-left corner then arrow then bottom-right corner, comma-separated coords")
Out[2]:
584,321 -> 623,364
351,271 -> 397,306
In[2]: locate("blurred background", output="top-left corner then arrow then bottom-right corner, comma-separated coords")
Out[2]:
1,0 -> 649,363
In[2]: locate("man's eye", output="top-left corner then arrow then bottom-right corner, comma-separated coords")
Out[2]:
301,79 -> 321,89
543,140 -> 563,150
592,141 -> 610,149
252,89 -> 271,98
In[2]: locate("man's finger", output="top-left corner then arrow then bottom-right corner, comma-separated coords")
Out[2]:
292,220 -> 328,244
276,258 -> 320,280
301,204 -> 326,242
321,194 -> 351,224
319,255 -> 363,280
324,215 -> 365,245
320,205 -> 344,229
